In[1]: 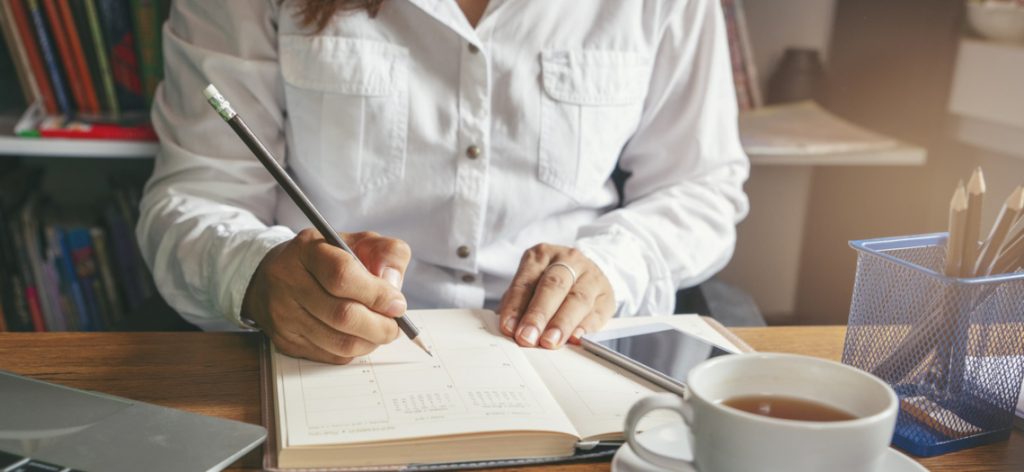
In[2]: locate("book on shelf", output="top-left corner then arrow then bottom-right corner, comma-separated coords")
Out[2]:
4,0 -> 57,113
0,167 -> 40,332
721,0 -> 761,111
265,309 -> 751,469
95,0 -> 145,111
0,2 -> 32,110
13,101 -> 156,140
0,168 -> 154,332
25,0 -> 72,115
129,0 -> 165,106
0,0 -> 168,139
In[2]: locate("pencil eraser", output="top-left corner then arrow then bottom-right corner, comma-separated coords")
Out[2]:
203,84 -> 220,100
203,84 -> 236,121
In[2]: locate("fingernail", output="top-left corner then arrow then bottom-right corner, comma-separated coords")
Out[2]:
569,327 -> 586,343
385,298 -> 407,317
382,267 -> 403,289
518,325 -> 539,346
502,317 -> 518,334
541,328 -> 562,347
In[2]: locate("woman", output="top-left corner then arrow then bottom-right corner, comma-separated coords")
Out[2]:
138,0 -> 749,364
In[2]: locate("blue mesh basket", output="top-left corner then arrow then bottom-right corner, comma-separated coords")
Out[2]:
842,233 -> 1024,457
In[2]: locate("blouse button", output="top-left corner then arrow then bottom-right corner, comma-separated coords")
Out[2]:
468,43 -> 479,54
466,145 -> 482,159
457,245 -> 471,258
461,274 -> 476,283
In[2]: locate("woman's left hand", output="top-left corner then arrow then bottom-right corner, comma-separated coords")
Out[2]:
498,244 -> 616,349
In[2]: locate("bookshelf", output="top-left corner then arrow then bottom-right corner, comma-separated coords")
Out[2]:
0,114 -> 158,159
0,109 -> 926,165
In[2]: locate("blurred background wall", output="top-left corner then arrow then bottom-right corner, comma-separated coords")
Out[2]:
723,0 -> 1024,325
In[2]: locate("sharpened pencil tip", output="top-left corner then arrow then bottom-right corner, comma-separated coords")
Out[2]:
952,185 -> 968,211
1010,186 -> 1024,211
412,336 -> 433,357
968,167 -> 986,195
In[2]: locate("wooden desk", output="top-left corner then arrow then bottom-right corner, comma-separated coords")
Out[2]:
0,327 -> 1021,471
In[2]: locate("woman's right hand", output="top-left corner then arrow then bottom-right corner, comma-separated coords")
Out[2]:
241,228 -> 411,364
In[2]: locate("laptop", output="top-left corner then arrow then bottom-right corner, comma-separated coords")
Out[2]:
0,370 -> 266,472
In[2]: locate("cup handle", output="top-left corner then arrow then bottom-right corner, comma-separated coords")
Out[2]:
624,393 -> 697,471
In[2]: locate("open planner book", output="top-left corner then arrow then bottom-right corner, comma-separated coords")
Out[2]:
268,309 -> 748,469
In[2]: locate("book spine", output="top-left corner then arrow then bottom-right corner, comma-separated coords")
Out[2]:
24,285 -> 44,331
53,227 -> 91,331
95,0 -> 143,110
56,0 -> 99,113
40,0 -> 85,112
0,290 -> 6,331
43,225 -> 73,329
8,0 -> 57,113
118,188 -> 153,300
732,0 -> 761,108
68,228 -> 103,330
9,217 -> 46,331
104,205 -> 142,310
720,0 -> 752,111
25,0 -> 70,114
129,0 -> 160,105
70,0 -> 109,116
0,0 -> 37,104
82,0 -> 117,114
0,212 -> 32,331
42,252 -> 67,330
91,226 -> 123,324
20,198 -> 59,331
36,120 -> 156,140
9,277 -> 31,331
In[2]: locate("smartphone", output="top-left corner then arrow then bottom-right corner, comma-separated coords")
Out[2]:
581,323 -> 737,397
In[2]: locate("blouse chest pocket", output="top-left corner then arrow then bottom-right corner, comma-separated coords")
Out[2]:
539,50 -> 651,201
280,35 -> 409,202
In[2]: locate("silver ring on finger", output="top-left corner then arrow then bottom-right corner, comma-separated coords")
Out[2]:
545,262 -> 578,286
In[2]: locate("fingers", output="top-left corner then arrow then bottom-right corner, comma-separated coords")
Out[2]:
568,296 -> 616,345
537,275 -> 599,348
348,231 -> 412,289
290,266 -> 400,345
295,229 -> 407,318
273,330 -> 366,365
293,285 -> 401,345
292,308 -> 383,359
515,262 -> 577,347
498,246 -> 553,337
499,243 -> 618,350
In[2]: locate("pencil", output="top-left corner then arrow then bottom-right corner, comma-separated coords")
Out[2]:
1001,208 -> 1024,254
960,168 -> 985,277
992,234 -> 1024,275
976,186 -> 1024,276
202,84 -> 432,357
945,183 -> 969,277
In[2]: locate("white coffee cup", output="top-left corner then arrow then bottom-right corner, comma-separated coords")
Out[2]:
624,353 -> 898,472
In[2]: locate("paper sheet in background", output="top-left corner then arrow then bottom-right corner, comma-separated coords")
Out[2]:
739,101 -> 898,155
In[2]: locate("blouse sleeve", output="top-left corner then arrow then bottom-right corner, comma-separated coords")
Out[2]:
137,0 -> 295,330
575,0 -> 750,317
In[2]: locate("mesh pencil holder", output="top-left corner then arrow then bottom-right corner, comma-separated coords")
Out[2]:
842,233 -> 1024,457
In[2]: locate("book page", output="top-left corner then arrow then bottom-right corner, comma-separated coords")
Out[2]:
274,309 -> 578,448
520,315 -> 743,440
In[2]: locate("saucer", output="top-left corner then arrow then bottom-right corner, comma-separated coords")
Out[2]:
611,422 -> 928,472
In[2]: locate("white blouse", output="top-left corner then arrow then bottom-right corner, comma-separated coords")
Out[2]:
138,0 -> 750,331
